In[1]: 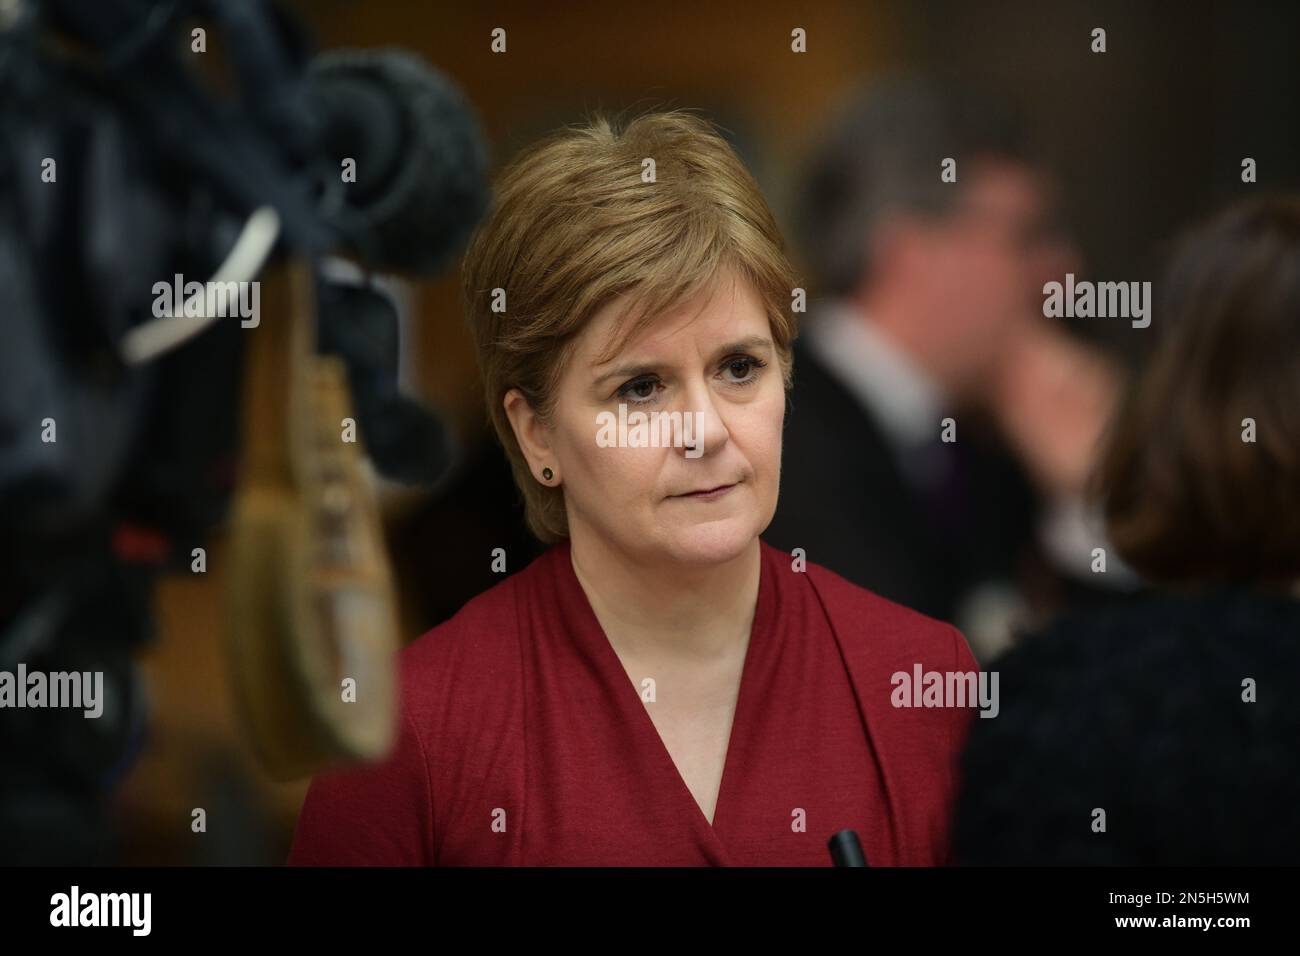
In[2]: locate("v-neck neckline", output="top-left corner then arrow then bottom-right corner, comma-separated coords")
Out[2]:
557,539 -> 774,848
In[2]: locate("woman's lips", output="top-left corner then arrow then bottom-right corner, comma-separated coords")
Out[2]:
673,482 -> 737,501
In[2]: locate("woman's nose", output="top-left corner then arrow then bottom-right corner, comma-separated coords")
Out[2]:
678,380 -> 728,459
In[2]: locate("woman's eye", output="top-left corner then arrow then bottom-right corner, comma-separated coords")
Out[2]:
616,356 -> 766,403
617,377 -> 660,403
721,355 -> 766,385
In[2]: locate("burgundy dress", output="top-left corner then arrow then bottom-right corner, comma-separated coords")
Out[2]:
288,538 -> 979,866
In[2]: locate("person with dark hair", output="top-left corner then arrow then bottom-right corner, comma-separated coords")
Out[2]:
954,196 -> 1300,865
764,75 -> 1127,662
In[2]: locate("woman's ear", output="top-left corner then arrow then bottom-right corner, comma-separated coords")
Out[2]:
503,388 -> 554,479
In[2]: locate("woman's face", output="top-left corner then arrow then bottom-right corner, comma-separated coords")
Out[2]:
510,270 -> 785,568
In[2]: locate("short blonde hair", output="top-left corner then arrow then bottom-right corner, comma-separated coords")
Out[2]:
461,109 -> 801,543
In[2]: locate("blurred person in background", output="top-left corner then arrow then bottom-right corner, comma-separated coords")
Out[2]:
955,196 -> 1300,864
763,76 -> 1127,662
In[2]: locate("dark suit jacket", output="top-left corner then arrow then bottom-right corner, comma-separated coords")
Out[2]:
763,336 -> 1040,625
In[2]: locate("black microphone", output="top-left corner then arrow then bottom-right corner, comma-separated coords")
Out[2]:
302,48 -> 490,482
305,48 -> 491,277
828,829 -> 869,866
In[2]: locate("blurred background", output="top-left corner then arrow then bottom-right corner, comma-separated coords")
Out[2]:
3,0 -> 1297,865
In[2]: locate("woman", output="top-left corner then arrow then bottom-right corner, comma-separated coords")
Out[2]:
954,196 -> 1300,864
288,109 -> 979,866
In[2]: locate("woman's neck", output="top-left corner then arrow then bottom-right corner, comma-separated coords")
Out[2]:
567,531 -> 762,661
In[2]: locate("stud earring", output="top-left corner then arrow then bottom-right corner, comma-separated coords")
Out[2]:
542,467 -> 554,482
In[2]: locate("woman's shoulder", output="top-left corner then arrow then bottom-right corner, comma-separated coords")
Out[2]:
759,538 -> 973,665
395,549 -> 559,724
403,566 -> 523,664
403,544 -> 563,651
